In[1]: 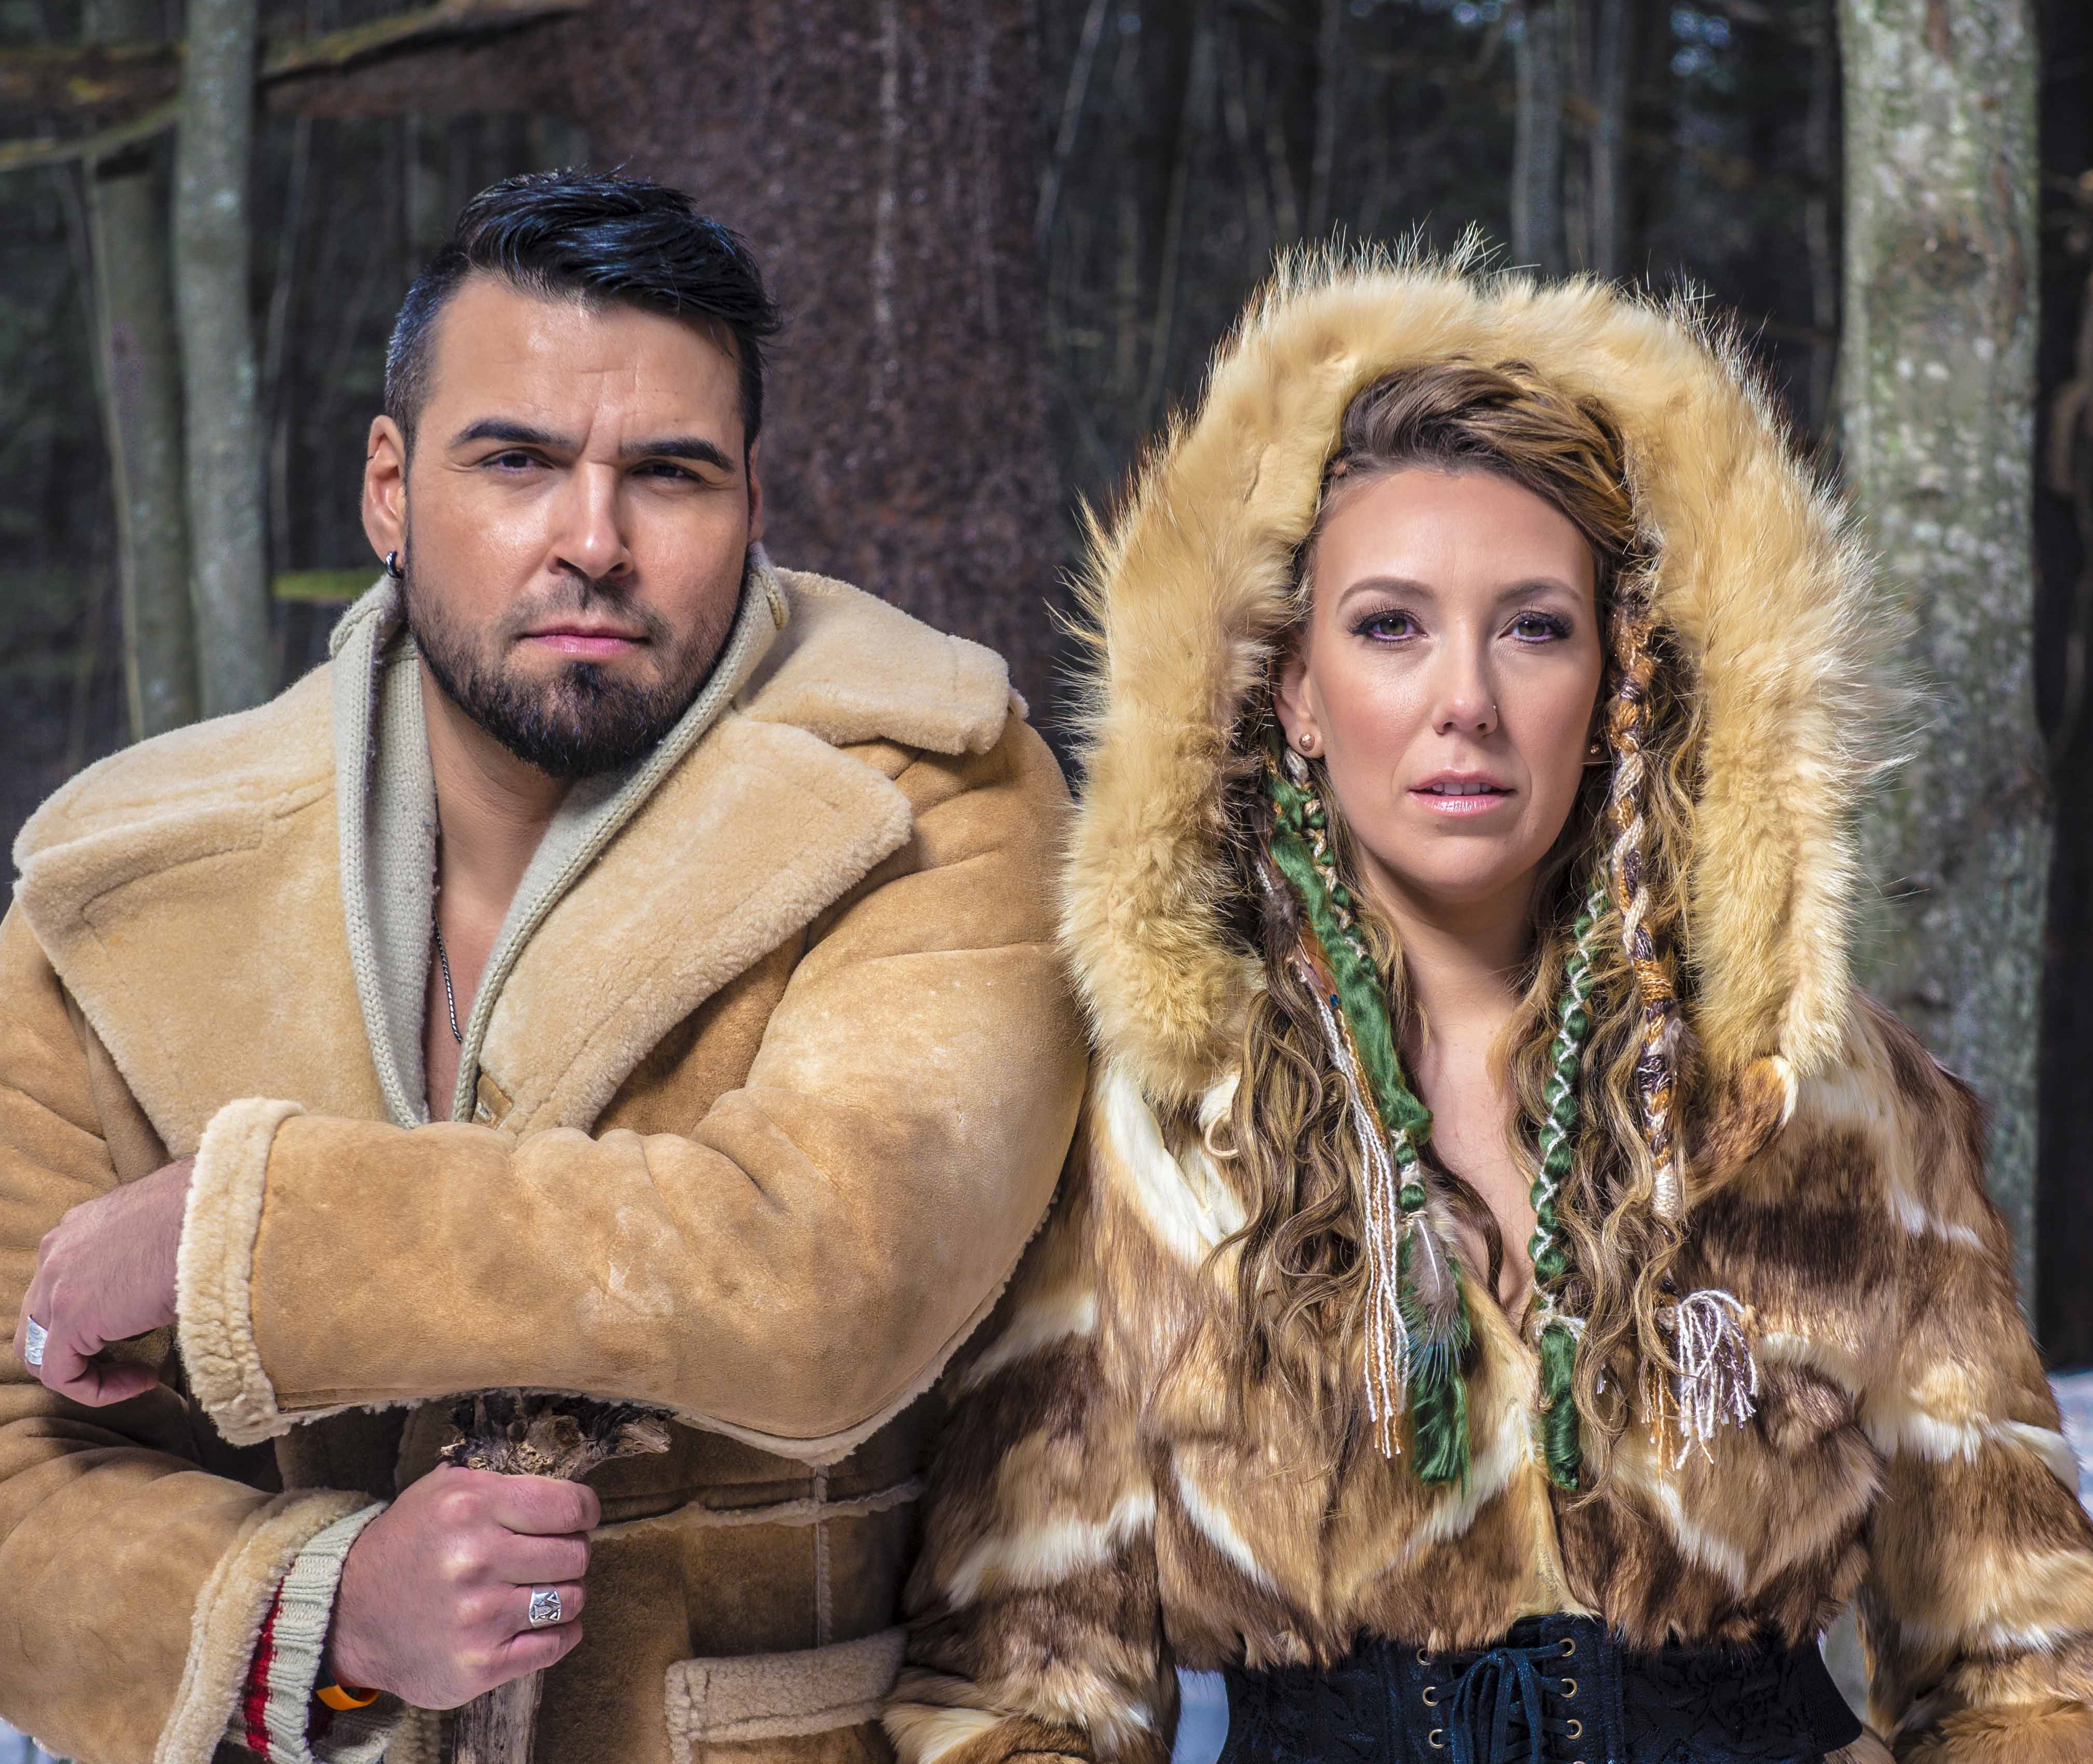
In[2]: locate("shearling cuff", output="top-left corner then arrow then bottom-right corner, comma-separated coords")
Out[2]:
152,1489 -> 373,1764
231,1504 -> 399,1764
178,1096 -> 305,1445
668,1627 -> 905,1762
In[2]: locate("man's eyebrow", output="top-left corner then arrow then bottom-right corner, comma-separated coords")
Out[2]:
449,418 -> 576,452
619,436 -> 734,471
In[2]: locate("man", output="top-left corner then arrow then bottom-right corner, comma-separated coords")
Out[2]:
0,172 -> 1083,1764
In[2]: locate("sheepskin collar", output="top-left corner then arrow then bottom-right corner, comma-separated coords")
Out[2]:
1062,251 -> 1879,1109
11,567 -> 1013,1153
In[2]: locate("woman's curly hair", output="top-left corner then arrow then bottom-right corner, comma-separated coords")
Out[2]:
1211,360 -> 1700,1486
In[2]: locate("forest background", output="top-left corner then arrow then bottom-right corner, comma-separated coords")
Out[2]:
0,0 -> 2089,1352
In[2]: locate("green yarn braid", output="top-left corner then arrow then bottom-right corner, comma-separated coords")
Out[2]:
1262,736 -> 1472,1485
1528,883 -> 1606,1489
1261,751 -> 1434,1183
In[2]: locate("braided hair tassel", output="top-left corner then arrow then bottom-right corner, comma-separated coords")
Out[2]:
1528,884 -> 1605,1490
1604,596 -> 1759,1461
1263,738 -> 1472,1484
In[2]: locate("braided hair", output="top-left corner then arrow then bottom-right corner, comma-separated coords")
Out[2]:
1219,359 -> 1728,1491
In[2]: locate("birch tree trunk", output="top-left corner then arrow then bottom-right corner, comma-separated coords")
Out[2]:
174,0 -> 272,717
84,0 -> 196,740
1512,0 -> 1568,275
1837,0 -> 2045,1298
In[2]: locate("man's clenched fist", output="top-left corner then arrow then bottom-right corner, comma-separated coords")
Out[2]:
327,1465 -> 597,1708
12,1156 -> 190,1405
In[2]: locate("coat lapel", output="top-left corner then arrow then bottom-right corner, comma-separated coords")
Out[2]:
479,712 -> 916,1133
12,673 -> 389,1158
14,569 -> 1011,1153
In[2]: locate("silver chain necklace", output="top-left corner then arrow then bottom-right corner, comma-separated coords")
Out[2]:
433,919 -> 463,1044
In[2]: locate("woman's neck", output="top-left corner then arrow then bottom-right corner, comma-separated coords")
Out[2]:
1360,861 -> 1537,1047
1358,860 -> 1547,1310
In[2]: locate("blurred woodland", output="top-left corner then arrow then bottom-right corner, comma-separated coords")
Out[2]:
0,0 -> 2090,1343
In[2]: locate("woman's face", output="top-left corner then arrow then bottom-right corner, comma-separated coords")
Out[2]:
1275,466 -> 1605,923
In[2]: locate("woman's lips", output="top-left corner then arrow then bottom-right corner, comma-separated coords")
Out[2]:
1410,780 -> 1514,817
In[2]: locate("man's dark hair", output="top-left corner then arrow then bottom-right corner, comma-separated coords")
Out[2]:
384,169 -> 783,451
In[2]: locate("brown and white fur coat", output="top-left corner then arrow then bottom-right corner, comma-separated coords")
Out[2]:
885,257 -> 2093,1764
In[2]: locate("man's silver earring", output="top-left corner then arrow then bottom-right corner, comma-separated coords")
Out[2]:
383,550 -> 404,581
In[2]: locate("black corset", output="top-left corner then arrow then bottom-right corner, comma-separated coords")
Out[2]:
1215,1615 -> 1862,1764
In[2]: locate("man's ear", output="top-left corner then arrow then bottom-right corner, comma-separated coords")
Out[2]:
745,437 -> 765,547
362,415 -> 408,563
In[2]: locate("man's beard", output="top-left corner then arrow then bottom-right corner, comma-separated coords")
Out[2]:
402,554 -> 740,780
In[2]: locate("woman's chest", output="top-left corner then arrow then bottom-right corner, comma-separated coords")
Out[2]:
1141,1309 -> 1878,1666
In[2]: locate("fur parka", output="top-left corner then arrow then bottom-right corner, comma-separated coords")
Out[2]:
886,256 -> 2093,1764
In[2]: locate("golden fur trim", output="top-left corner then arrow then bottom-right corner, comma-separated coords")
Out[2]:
886,1699 -> 1094,1764
1061,249 -> 1882,1105
150,1488 -> 370,1764
665,1627 -> 906,1759
177,1095 -> 305,1445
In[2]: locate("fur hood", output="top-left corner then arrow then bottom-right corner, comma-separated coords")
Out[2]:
1062,250 -> 1881,1110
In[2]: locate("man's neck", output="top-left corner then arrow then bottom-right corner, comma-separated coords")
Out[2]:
418,663 -> 569,926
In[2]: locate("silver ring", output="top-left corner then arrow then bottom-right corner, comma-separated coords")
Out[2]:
526,1586 -> 563,1628
22,1316 -> 46,1368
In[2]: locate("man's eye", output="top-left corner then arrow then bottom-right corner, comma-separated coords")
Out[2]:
486,451 -> 540,471
636,461 -> 700,482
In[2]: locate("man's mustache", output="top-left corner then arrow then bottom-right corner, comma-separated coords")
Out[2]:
493,574 -> 671,648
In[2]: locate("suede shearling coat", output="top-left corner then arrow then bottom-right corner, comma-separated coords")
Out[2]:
887,259 -> 2093,1764
0,568 -> 1086,1764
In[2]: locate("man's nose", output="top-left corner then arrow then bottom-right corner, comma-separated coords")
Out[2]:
548,462 -> 633,586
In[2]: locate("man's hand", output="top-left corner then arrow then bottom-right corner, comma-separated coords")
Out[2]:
326,1466 -> 595,1709
12,1156 -> 191,1404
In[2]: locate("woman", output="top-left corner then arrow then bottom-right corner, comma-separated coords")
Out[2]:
886,258 -> 2093,1764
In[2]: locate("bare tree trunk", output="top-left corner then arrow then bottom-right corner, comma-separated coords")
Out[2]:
1513,0 -> 1568,274
562,0 -> 1060,714
1306,0 -> 1343,241
1838,0 -> 2045,1298
83,0 -> 196,740
1586,0 -> 1630,278
1802,0 -> 1840,437
174,0 -> 272,717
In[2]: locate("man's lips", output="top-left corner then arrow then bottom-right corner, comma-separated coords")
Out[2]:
521,627 -> 647,659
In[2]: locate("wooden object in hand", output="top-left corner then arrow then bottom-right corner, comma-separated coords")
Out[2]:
439,1392 -> 671,1764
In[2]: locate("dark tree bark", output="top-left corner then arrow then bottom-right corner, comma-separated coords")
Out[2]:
563,1 -> 1060,714
174,0 -> 272,716
49,0 -> 1060,716
1838,0 -> 2045,1298
83,0 -> 197,740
